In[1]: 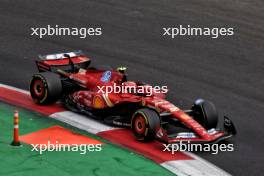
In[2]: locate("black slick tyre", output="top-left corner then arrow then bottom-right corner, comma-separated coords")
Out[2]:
131,108 -> 160,141
192,99 -> 218,129
30,72 -> 62,104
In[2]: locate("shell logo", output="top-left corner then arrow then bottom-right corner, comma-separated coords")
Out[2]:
93,95 -> 105,109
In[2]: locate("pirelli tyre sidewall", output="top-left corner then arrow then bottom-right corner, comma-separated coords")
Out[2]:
30,72 -> 62,104
131,108 -> 160,141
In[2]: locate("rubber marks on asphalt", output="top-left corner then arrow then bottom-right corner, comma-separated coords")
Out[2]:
97,129 -> 192,163
0,86 -> 64,115
20,125 -> 103,147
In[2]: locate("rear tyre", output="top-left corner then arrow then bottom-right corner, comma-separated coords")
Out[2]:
191,99 -> 218,129
131,108 -> 160,141
30,72 -> 62,104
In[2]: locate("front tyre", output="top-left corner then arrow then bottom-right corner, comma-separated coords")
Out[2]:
131,108 -> 160,141
191,99 -> 218,129
30,72 -> 62,104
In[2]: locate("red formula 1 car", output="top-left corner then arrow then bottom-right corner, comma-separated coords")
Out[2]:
30,51 -> 236,144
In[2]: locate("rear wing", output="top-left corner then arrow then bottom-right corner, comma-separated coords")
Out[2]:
36,50 -> 91,72
38,50 -> 84,60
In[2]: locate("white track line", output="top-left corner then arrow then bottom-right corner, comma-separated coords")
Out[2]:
0,83 -> 232,176
0,83 -> 29,94
50,111 -> 116,134
184,151 -> 231,176
161,152 -> 231,176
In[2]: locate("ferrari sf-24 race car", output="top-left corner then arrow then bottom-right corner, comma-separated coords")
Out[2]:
30,51 -> 236,144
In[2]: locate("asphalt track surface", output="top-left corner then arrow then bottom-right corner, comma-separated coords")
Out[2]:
0,0 -> 263,175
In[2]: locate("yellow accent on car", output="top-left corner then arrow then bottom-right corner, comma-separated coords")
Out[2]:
93,95 -> 105,108
102,94 -> 114,107
116,66 -> 127,73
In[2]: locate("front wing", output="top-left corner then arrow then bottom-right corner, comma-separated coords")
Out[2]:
155,116 -> 236,144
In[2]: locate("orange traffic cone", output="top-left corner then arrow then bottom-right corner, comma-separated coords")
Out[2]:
11,110 -> 21,146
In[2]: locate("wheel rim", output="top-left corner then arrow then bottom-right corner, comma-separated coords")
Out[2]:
32,79 -> 44,97
134,115 -> 146,134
